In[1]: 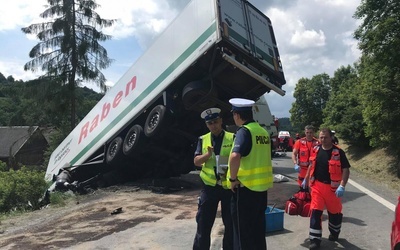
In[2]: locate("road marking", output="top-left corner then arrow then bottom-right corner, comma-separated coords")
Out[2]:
348,179 -> 396,211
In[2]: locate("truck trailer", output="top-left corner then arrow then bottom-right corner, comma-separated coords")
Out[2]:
46,0 -> 286,188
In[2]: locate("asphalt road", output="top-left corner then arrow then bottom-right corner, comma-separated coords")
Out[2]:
267,152 -> 396,250
69,152 -> 398,249
0,152 -> 397,250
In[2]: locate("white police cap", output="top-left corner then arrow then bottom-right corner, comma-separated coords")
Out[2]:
200,108 -> 221,122
229,98 -> 255,111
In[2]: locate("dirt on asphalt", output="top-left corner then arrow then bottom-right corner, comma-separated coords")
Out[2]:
0,168 -> 298,250
0,173 -> 201,249
1,143 -> 397,250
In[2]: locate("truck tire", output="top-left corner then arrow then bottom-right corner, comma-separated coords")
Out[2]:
106,136 -> 124,166
144,105 -> 168,137
182,80 -> 217,111
179,154 -> 195,174
123,124 -> 146,157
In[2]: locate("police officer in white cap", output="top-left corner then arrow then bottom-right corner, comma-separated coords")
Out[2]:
193,107 -> 234,250
227,98 -> 273,250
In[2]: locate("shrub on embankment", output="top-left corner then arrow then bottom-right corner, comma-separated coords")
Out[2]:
0,162 -> 48,213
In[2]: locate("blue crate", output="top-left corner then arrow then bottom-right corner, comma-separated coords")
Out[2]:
265,206 -> 284,233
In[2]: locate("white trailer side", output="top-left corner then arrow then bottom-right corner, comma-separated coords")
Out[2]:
46,0 -> 286,184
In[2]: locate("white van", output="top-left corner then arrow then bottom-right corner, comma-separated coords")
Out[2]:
253,96 -> 279,154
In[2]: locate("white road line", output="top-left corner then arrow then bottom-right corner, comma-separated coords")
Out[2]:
348,179 -> 396,211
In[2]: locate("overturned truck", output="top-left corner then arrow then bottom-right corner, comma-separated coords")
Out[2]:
47,0 -> 286,190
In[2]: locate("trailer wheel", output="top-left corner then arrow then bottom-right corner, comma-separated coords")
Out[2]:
123,124 -> 146,157
182,80 -> 217,111
106,137 -> 124,166
144,105 -> 168,137
180,154 -> 195,174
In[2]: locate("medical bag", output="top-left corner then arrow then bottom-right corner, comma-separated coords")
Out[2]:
285,189 -> 311,217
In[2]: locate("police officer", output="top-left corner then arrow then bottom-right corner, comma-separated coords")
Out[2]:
193,108 -> 234,250
292,125 -> 319,188
303,128 -> 350,249
227,98 -> 273,250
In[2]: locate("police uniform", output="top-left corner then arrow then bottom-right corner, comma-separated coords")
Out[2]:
193,108 -> 234,250
227,98 -> 273,250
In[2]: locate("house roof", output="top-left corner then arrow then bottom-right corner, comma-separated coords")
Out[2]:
0,126 -> 39,157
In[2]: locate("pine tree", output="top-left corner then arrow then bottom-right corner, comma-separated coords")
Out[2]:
22,0 -> 115,130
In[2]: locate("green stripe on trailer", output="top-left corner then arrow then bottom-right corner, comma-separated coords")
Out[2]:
70,23 -> 217,166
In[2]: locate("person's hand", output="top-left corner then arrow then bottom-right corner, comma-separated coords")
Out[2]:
206,146 -> 214,157
335,185 -> 345,197
230,179 -> 240,192
294,164 -> 300,173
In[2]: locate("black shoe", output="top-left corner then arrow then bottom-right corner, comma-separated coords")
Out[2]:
309,239 -> 321,250
328,234 -> 339,241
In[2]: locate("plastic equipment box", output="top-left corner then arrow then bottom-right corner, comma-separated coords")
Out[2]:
265,206 -> 284,233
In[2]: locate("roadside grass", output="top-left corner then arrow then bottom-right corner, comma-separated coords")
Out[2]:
341,142 -> 400,193
0,183 -> 75,224
49,191 -> 76,207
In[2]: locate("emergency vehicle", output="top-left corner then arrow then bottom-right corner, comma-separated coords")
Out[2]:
278,131 -> 294,151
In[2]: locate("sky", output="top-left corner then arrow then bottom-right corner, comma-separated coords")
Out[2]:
0,0 -> 361,118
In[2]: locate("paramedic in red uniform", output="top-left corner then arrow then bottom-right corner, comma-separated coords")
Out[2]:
292,125 -> 319,188
302,128 -> 350,249
193,108 -> 234,250
227,98 -> 273,250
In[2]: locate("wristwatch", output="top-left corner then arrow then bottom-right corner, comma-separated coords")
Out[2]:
229,177 -> 237,182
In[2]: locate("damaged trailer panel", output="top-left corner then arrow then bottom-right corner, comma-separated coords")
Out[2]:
46,0 -> 286,187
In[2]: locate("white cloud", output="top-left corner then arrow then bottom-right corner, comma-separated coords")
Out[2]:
96,0 -> 180,48
0,0 -> 362,118
316,0 -> 359,9
291,27 -> 326,49
0,60 -> 42,81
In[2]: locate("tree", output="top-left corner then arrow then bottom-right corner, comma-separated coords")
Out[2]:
290,73 -> 331,131
322,65 -> 369,147
6,76 -> 15,83
0,72 -> 7,83
21,0 -> 115,130
354,0 -> 400,155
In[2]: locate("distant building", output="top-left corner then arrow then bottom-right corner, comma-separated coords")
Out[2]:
0,126 -> 49,169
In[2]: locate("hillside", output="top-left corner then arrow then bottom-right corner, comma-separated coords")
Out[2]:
341,142 -> 400,193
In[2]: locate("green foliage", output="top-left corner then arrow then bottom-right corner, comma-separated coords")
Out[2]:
0,73 -> 7,83
290,73 -> 330,130
42,126 -> 72,168
288,0 -> 400,161
49,191 -> 74,207
0,161 -> 7,172
0,78 -> 103,127
354,0 -> 400,68
359,58 -> 400,151
277,118 -> 293,132
0,167 -> 48,213
354,0 -> 400,156
6,76 -> 15,83
321,65 -> 370,147
21,0 -> 115,129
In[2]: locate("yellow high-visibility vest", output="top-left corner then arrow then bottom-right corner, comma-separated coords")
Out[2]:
200,131 -> 234,189
230,122 -> 273,191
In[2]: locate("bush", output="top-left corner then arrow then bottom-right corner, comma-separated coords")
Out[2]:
0,167 -> 48,213
0,161 -> 7,171
49,191 -> 74,207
